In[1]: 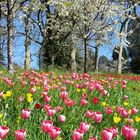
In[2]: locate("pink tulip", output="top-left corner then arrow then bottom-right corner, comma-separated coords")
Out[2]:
80,122 -> 90,133
0,126 -> 9,139
120,109 -> 129,118
30,87 -> 36,93
109,126 -> 118,138
59,115 -> 66,123
64,98 -> 76,107
72,129 -> 84,140
14,129 -> 26,140
44,104 -> 51,111
21,81 -> 27,87
44,95 -> 51,103
41,120 -> 53,133
131,108 -> 138,115
93,112 -> 103,123
80,99 -> 88,106
49,126 -> 61,139
47,108 -> 56,117
85,110 -> 94,118
123,95 -> 128,100
102,129 -> 113,140
60,91 -> 68,100
21,109 -> 31,119
122,125 -> 137,140
55,106 -> 63,112
105,107 -> 113,115
116,106 -> 124,113
89,136 -> 97,140
0,92 -> 3,97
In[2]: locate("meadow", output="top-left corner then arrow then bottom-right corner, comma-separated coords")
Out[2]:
0,70 -> 140,140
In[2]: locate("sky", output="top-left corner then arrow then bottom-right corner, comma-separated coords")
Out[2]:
2,5 -> 140,70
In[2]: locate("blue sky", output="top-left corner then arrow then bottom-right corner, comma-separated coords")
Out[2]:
3,5 -> 140,70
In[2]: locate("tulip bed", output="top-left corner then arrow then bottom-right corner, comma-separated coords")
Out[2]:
0,70 -> 140,140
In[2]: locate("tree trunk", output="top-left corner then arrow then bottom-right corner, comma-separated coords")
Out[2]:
24,16 -> 31,70
84,38 -> 87,73
71,47 -> 77,72
94,46 -> 99,73
51,55 -> 55,67
7,0 -> 14,74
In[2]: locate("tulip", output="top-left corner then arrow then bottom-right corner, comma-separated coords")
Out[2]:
105,107 -> 113,115
35,103 -> 41,109
41,120 -> 53,133
85,110 -> 94,118
59,115 -> 66,123
80,122 -> 90,133
116,106 -> 124,113
102,129 -> 113,140
120,109 -> 129,118
44,95 -> 51,103
109,126 -> 118,138
14,129 -> 26,140
0,92 -> 3,97
131,108 -> 139,115
30,87 -> 36,93
47,108 -> 56,117
123,95 -> 128,100
93,112 -> 103,123
122,125 -> 137,140
44,104 -> 51,111
60,91 -> 68,100
89,136 -> 97,140
49,126 -> 61,139
72,129 -> 84,140
0,126 -> 9,139
64,98 -> 75,107
56,106 -> 63,112
80,99 -> 88,106
92,98 -> 99,105
21,109 -> 31,119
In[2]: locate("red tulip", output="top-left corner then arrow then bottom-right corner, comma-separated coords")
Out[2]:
41,120 -> 53,133
35,103 -> 41,109
92,98 -> 99,105
93,112 -> 103,123
80,122 -> 90,133
47,108 -> 56,117
14,129 -> 26,140
85,110 -> 94,118
80,99 -> 88,106
49,126 -> 61,139
122,125 -> 137,140
0,126 -> 9,139
59,115 -> 66,123
21,109 -> 31,119
72,129 -> 84,140
131,108 -> 138,115
102,129 -> 113,140
105,107 -> 113,115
